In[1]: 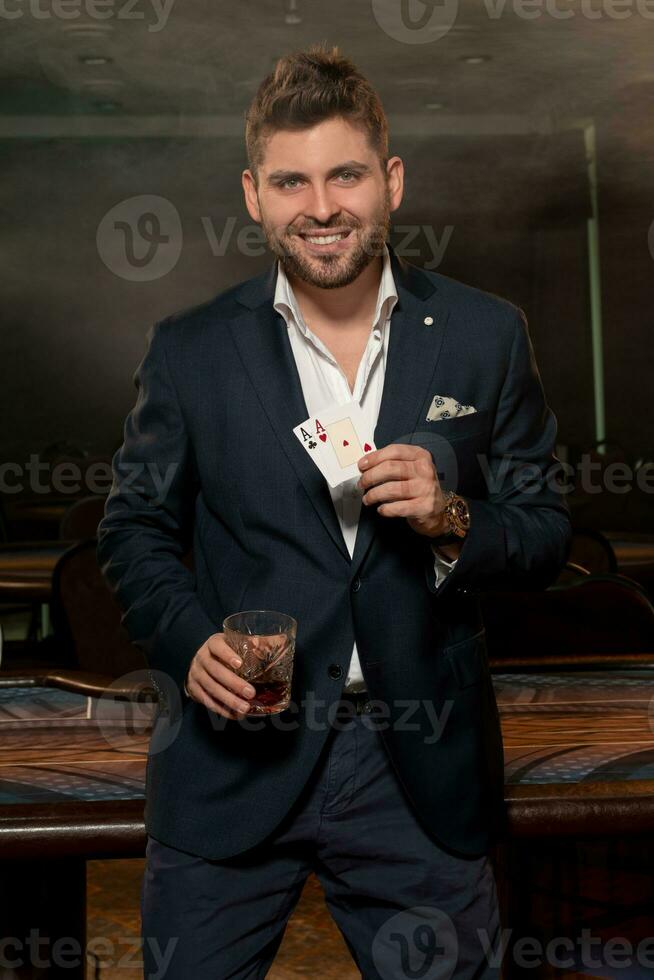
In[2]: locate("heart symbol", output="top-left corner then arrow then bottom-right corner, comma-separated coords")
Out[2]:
343,439 -> 349,447
364,443 -> 372,452
319,433 -> 327,442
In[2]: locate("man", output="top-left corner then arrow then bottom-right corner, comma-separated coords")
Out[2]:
97,44 -> 571,979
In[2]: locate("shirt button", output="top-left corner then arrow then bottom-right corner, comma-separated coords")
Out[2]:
328,664 -> 343,679
351,576 -> 361,593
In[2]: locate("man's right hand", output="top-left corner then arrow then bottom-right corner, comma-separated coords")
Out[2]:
185,632 -> 256,719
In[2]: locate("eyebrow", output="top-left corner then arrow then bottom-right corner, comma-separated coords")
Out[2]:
265,160 -> 373,185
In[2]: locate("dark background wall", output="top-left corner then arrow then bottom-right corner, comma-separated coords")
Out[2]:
2,0 -> 652,513
1,127 -> 630,467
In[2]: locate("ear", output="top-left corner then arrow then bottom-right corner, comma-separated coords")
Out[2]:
386,156 -> 404,213
242,169 -> 262,223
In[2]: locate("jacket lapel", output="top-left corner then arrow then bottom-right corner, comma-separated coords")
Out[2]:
227,290 -> 352,563
350,252 -> 451,577
228,248 -> 451,572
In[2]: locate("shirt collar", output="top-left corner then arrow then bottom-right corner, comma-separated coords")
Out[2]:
273,242 -> 398,341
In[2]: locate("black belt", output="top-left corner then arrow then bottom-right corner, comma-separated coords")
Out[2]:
338,690 -> 372,715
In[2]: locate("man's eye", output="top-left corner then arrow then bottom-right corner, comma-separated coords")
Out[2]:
281,178 -> 301,189
338,171 -> 357,182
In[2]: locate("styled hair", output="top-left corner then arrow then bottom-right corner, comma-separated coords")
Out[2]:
245,43 -> 389,183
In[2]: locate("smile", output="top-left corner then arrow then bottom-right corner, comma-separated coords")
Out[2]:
297,229 -> 354,253
303,232 -> 349,245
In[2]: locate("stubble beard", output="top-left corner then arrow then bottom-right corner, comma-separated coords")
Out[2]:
260,186 -> 392,290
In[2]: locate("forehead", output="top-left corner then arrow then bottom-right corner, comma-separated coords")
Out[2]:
261,116 -> 374,171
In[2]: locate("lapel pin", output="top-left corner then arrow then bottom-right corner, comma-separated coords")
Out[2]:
424,316 -> 434,326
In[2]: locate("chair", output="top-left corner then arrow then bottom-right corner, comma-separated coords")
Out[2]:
49,538 -> 147,678
59,495 -> 107,540
552,560 -> 591,587
482,573 -> 654,670
602,531 -> 654,600
568,528 -> 618,574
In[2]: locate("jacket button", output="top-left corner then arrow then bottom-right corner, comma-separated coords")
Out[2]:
351,576 -> 361,593
328,664 -> 343,679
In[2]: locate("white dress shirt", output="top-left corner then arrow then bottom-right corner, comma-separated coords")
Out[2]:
274,244 -> 457,692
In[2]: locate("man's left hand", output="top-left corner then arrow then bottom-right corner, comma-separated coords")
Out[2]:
356,444 -> 448,539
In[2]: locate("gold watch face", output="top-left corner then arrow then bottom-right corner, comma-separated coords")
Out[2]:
448,496 -> 470,536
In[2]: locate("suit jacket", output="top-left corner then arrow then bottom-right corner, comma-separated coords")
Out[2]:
97,246 -> 572,860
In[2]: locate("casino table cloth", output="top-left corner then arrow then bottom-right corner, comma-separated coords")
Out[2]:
4,669 -> 654,844
3,669 -> 654,978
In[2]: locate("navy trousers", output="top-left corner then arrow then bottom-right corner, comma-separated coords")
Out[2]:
141,695 -> 501,979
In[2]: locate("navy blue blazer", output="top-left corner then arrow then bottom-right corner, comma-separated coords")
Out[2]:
97,247 -> 571,859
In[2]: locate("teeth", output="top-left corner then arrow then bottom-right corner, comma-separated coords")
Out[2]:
304,233 -> 347,245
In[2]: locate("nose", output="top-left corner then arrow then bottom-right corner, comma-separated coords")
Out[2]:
304,182 -> 341,226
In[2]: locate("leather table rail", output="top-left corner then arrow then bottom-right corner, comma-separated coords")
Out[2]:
3,669 -> 654,858
0,668 -> 158,701
0,799 -> 146,860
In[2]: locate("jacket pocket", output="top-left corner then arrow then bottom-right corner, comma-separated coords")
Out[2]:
415,408 -> 490,442
444,627 -> 487,689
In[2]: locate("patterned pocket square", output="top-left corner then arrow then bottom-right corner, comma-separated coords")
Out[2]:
426,395 -> 477,421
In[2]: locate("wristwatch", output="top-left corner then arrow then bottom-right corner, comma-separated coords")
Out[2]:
432,491 -> 471,543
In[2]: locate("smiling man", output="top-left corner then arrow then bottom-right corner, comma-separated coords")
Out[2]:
98,44 -> 571,979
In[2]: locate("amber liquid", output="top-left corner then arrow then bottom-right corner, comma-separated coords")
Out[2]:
251,679 -> 289,712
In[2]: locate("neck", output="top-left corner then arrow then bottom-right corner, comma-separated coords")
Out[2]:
285,254 -> 383,330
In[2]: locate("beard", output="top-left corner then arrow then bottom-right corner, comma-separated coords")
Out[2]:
259,185 -> 392,290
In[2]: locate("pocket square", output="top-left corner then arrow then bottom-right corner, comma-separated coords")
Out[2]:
426,395 -> 477,421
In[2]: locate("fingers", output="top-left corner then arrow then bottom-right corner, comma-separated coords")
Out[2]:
358,444 -> 430,472
359,461 -> 420,505
186,632 -> 256,718
192,679 -> 245,721
359,459 -> 414,491
206,632 -> 242,667
359,451 -> 437,507
362,478 -> 420,506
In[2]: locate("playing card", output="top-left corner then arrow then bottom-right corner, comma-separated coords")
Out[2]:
313,400 -> 376,487
324,416 -> 362,469
292,418 -> 323,460
293,400 -> 376,488
292,415 -> 337,484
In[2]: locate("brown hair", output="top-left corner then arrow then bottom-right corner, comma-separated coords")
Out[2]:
245,43 -> 389,184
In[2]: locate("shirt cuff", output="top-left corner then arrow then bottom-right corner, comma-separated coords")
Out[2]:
431,542 -> 458,589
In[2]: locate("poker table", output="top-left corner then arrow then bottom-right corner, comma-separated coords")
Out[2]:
0,672 -> 152,980
498,667 -> 654,834
3,667 -> 654,978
